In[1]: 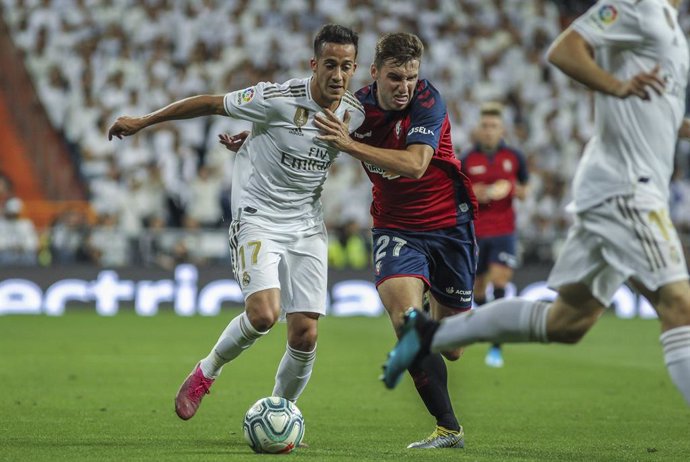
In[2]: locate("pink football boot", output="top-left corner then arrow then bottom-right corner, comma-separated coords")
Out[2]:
175,363 -> 215,420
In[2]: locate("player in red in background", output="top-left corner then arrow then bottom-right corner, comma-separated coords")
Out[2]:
314,32 -> 476,449
460,102 -> 529,368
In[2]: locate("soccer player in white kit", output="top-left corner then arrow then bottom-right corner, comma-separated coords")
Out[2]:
107,24 -> 365,420
382,0 -> 690,408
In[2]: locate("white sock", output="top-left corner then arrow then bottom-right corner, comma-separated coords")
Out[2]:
431,298 -> 550,353
272,344 -> 317,402
660,326 -> 690,406
199,311 -> 267,378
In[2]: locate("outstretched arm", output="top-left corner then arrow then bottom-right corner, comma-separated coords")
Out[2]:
108,95 -> 226,140
314,109 -> 433,179
547,28 -> 665,100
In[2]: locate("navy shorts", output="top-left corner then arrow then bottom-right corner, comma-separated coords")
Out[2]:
476,233 -> 517,274
372,222 -> 477,310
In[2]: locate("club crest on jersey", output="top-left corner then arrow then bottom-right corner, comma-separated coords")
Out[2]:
294,107 -> 309,127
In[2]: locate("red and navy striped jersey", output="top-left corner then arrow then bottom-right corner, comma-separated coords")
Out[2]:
353,79 -> 476,231
460,142 -> 528,237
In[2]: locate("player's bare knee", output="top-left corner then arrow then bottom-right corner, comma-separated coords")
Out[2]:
287,325 -> 318,351
246,309 -> 278,332
245,300 -> 280,331
657,283 -> 690,327
287,334 -> 317,352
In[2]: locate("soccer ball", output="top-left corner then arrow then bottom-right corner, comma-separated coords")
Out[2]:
242,396 -> 305,454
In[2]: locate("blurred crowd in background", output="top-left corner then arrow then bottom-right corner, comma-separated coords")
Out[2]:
2,0 -> 690,269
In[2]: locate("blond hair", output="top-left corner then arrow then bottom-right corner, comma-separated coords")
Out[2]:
480,102 -> 504,118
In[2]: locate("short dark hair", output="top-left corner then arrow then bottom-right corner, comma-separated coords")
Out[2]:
480,102 -> 504,118
313,24 -> 359,58
374,32 -> 424,68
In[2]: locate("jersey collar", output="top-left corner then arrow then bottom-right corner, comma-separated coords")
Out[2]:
473,140 -> 506,156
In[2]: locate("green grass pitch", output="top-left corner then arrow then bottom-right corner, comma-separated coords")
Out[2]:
1,310 -> 688,461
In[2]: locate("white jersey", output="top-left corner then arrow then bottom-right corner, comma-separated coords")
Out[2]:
570,0 -> 689,211
223,77 -> 365,228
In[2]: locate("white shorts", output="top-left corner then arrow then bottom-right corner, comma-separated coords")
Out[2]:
548,196 -> 689,306
228,219 -> 328,315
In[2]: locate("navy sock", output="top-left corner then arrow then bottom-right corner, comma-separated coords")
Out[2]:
409,353 -> 460,431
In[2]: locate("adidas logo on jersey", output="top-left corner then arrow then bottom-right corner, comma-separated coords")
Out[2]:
288,127 -> 304,136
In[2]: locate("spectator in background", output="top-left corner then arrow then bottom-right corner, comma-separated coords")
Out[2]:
84,211 -> 129,267
139,214 -> 176,270
328,219 -> 370,270
460,102 -> 529,368
11,0 -> 690,273
0,198 -> 39,266
49,208 -> 89,264
186,164 -> 223,228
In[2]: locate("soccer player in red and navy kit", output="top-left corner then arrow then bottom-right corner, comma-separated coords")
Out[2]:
315,32 -> 476,449
461,103 -> 529,368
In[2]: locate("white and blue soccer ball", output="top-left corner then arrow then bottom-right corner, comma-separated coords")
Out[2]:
242,396 -> 305,454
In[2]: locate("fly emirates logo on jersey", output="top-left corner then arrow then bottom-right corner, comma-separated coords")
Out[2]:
280,146 -> 333,172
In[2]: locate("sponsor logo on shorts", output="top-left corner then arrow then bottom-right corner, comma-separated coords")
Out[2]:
445,287 -> 472,297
